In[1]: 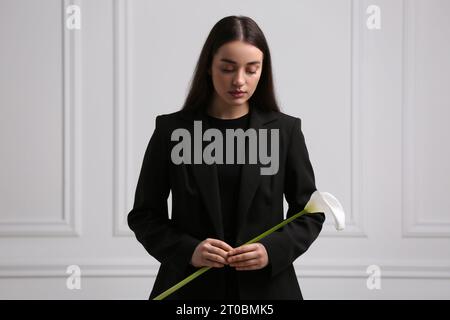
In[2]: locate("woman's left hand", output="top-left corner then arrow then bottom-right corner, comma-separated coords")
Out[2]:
226,243 -> 269,271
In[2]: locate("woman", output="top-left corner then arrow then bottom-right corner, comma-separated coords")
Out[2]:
128,15 -> 325,300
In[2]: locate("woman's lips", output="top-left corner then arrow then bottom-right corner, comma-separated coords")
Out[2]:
229,91 -> 246,98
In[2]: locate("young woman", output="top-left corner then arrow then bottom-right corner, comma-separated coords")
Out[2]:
128,15 -> 325,300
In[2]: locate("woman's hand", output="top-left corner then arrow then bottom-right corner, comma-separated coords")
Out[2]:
190,238 -> 233,268
226,243 -> 269,271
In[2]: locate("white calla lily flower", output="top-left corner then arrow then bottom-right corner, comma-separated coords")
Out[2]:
304,191 -> 346,230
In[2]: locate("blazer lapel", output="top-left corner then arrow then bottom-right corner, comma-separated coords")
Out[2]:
177,107 -> 279,243
180,109 -> 224,239
234,107 -> 278,243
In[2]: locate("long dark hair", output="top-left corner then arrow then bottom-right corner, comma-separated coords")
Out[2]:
181,15 -> 280,113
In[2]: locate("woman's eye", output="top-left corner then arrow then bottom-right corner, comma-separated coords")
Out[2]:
221,69 -> 257,74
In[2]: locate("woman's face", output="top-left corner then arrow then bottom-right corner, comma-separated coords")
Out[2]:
209,40 -> 264,108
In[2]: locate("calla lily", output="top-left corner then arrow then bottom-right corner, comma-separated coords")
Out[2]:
153,190 -> 345,300
305,191 -> 346,230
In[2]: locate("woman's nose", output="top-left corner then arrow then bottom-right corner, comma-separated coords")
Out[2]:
232,70 -> 246,86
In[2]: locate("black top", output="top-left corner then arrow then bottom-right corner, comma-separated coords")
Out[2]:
204,110 -> 250,300
204,111 -> 250,247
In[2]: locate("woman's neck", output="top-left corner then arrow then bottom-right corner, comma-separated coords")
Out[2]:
207,95 -> 249,119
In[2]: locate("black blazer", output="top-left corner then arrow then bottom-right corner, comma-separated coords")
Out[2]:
127,106 -> 325,300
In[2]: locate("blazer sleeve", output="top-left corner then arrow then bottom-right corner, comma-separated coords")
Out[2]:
259,117 -> 325,278
127,115 -> 201,271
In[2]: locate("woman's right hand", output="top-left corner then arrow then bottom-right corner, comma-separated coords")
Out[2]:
190,238 -> 233,268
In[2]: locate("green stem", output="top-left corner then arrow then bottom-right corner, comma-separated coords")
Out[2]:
153,209 -> 308,300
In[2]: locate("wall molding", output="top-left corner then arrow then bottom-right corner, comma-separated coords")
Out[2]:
401,0 -> 450,238
113,0 -> 133,236
0,0 -> 82,237
113,0 -> 367,238
1,259 -> 449,279
321,0 -> 366,237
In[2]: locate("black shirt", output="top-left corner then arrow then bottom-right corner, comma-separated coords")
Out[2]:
205,110 -> 250,300
205,111 -> 250,247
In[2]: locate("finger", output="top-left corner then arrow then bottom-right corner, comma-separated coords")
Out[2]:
205,257 -> 225,268
205,252 -> 228,265
235,262 -> 260,271
228,244 -> 258,257
228,252 -> 258,263
230,258 -> 260,268
208,239 -> 233,252
236,265 -> 259,271
207,243 -> 231,260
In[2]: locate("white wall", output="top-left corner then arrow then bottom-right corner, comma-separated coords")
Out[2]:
1,0 -> 449,299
